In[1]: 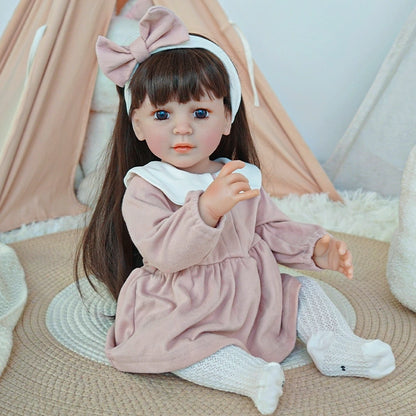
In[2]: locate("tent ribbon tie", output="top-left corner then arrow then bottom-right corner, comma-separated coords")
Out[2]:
27,25 -> 47,77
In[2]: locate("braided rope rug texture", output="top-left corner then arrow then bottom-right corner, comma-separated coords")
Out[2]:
0,229 -> 414,415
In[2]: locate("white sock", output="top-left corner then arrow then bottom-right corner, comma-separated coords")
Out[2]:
296,276 -> 395,379
173,345 -> 284,415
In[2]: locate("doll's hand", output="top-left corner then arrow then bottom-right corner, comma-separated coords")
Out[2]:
199,160 -> 260,227
312,234 -> 354,279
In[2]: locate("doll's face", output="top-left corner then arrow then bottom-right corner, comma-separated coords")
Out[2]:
131,93 -> 231,174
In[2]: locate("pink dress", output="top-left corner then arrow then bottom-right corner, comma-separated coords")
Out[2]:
105,160 -> 326,373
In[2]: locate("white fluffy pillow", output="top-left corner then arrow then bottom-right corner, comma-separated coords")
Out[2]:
387,145 -> 416,312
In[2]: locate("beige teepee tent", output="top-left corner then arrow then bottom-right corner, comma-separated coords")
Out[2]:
0,0 -> 115,232
0,0 -> 340,233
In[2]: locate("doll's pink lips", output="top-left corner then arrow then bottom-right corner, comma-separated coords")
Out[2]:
173,144 -> 194,153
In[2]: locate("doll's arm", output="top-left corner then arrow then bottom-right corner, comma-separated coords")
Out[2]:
312,234 -> 354,279
199,160 -> 260,227
122,176 -> 225,273
255,192 -> 353,278
254,188 -> 327,270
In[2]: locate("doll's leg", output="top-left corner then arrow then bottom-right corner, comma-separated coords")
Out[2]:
173,345 -> 284,415
296,276 -> 395,379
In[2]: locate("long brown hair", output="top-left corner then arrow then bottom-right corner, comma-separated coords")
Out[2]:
76,44 -> 260,300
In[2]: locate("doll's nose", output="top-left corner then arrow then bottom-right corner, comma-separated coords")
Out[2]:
173,120 -> 192,135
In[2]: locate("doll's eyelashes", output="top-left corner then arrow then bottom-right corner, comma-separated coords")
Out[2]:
154,110 -> 170,120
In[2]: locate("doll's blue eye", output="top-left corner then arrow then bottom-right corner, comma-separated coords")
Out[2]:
154,110 -> 169,120
194,109 -> 209,119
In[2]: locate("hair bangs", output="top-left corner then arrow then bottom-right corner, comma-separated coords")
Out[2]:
130,48 -> 231,111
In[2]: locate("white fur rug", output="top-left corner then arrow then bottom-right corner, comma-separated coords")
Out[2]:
274,189 -> 398,242
0,189 -> 399,244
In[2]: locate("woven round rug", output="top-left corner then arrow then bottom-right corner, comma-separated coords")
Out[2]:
1,229 -> 415,415
45,276 -> 356,370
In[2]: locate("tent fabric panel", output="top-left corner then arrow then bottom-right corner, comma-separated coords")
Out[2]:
324,5 -> 416,197
0,0 -> 116,232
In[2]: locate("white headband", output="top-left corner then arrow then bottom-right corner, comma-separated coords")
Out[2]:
124,35 -> 242,122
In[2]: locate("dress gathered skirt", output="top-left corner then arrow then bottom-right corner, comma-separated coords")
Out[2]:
105,165 -> 326,373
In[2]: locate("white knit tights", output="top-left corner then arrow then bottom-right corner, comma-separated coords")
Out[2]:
173,345 -> 284,415
296,275 -> 395,379
173,276 -> 395,415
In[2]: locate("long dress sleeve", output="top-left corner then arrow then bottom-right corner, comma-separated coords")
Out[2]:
122,175 -> 226,273
255,188 -> 326,270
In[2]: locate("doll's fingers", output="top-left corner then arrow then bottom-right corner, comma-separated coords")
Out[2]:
339,264 -> 353,279
235,188 -> 260,201
336,239 -> 348,256
341,250 -> 353,268
230,181 -> 252,194
338,252 -> 352,271
345,266 -> 354,279
344,253 -> 352,267
225,173 -> 249,185
217,160 -> 246,178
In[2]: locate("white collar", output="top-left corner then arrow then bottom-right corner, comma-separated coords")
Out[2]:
124,158 -> 262,205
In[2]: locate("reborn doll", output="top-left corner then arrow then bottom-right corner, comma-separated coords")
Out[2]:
77,6 -> 395,415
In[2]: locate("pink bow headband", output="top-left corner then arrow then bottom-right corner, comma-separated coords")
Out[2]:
96,6 -> 241,121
